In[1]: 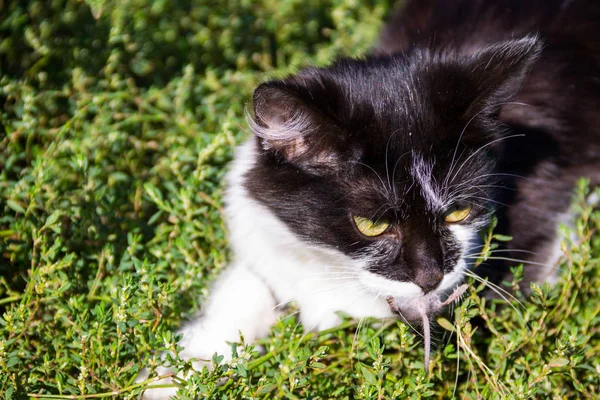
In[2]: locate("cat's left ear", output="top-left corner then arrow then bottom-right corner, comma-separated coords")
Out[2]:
250,79 -> 345,173
464,35 -> 543,116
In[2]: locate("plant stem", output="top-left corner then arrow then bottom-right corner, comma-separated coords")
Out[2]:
27,373 -> 177,399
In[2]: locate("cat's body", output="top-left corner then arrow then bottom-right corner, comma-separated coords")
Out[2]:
142,1 -> 600,397
378,0 -> 600,284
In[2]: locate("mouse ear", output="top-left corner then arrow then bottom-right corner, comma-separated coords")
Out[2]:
250,80 -> 343,173
464,35 -> 542,116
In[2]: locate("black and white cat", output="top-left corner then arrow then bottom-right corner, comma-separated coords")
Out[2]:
143,0 -> 600,397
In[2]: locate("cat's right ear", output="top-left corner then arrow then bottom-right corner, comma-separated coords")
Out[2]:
250,81 -> 342,172
463,36 -> 543,117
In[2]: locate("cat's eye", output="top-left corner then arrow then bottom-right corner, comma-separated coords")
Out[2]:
444,204 -> 472,223
353,216 -> 390,237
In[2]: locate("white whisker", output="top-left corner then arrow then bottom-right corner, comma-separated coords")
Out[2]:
449,133 -> 526,187
463,255 -> 562,270
464,271 -> 530,330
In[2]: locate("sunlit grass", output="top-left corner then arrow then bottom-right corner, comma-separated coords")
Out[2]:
0,1 -> 598,398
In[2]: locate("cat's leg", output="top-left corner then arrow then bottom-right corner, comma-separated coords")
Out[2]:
505,162 -> 576,286
141,262 -> 280,399
176,262 -> 281,362
477,162 -> 599,293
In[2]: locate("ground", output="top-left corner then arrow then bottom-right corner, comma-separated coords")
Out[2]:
0,1 -> 599,398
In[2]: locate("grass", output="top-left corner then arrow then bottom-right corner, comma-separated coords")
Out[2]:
0,0 -> 598,398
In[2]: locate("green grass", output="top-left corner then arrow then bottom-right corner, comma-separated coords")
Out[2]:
0,1 -> 598,398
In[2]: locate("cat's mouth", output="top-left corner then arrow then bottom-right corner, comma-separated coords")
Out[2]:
386,284 -> 468,370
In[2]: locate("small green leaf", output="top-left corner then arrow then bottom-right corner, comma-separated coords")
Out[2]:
212,353 -> 224,365
4,385 -> 14,400
85,0 -> 104,19
44,210 -> 62,228
492,234 -> 513,242
548,357 -> 570,368
148,210 -> 164,225
436,317 -> 455,332
443,344 -> 456,357
256,384 -> 276,395
236,363 -> 247,377
360,364 -> 378,386
7,200 -> 26,214
7,357 -> 20,368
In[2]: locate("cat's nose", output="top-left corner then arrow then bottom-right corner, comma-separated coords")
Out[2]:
413,267 -> 444,294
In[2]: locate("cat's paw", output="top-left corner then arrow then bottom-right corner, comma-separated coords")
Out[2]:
136,327 -> 235,399
137,360 -> 216,400
136,365 -> 179,400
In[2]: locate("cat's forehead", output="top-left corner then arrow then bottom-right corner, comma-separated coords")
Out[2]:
323,57 -> 431,119
309,63 -> 458,154
341,150 -> 451,217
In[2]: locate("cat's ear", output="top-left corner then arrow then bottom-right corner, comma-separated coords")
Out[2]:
464,36 -> 542,116
250,81 -> 343,172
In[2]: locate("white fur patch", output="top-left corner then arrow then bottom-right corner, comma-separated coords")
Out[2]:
448,224 -> 475,245
411,155 -> 446,211
358,269 -> 423,298
542,191 -> 600,284
445,224 -> 476,291
540,210 -> 574,284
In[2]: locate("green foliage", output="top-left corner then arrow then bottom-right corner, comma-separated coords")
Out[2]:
0,1 -> 598,398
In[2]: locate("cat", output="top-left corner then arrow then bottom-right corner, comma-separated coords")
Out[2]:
141,0 -> 600,397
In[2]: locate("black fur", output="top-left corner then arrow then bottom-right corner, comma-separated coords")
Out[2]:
245,0 -> 600,290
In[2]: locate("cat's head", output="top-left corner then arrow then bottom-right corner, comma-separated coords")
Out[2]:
244,37 -> 541,320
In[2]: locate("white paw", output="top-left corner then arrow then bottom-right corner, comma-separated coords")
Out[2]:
136,365 -> 177,400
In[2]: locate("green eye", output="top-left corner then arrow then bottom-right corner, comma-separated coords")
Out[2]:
353,216 -> 390,237
444,204 -> 472,223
